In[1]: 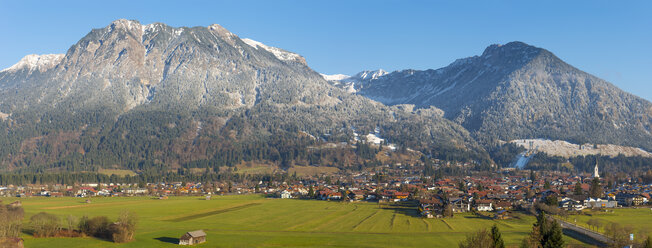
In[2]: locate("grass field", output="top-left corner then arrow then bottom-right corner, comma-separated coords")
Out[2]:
564,208 -> 652,237
97,169 -> 138,177
6,195 -> 607,247
288,166 -> 340,176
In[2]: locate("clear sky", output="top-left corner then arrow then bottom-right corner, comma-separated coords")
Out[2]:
1,0 -> 651,101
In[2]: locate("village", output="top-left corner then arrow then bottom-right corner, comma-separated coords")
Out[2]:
1,163 -> 651,221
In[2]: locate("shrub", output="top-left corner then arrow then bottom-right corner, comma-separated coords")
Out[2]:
80,216 -> 111,238
110,210 -> 137,243
30,212 -> 60,237
78,211 -> 137,243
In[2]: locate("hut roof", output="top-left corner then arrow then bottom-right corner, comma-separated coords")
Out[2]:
186,230 -> 206,238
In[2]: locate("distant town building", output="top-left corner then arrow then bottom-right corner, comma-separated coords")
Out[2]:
280,190 -> 292,199
593,161 -> 600,178
584,198 -> 616,208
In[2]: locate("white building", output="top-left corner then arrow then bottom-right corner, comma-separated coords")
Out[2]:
593,161 -> 600,178
280,190 -> 292,199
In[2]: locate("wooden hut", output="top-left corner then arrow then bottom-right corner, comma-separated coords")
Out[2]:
179,230 -> 206,245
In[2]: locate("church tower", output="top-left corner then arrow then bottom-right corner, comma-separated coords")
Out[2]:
593,161 -> 600,178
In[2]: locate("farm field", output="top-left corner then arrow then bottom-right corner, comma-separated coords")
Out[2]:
8,195 -> 593,247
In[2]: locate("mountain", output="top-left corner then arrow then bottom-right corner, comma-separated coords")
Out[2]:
322,69 -> 389,94
333,42 -> 652,151
0,19 -> 487,172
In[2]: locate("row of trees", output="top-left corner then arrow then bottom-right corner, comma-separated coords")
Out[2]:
30,210 -> 137,243
0,169 -> 303,185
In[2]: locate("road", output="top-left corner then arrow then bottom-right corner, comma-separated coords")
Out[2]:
552,217 -> 613,247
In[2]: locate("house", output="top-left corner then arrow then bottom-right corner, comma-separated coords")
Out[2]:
393,191 -> 410,202
49,192 -> 64,197
365,192 -> 378,201
559,197 -> 585,211
179,230 -> 207,245
327,192 -> 342,200
494,201 -> 512,210
494,210 -> 510,220
348,190 -> 366,201
584,198 -> 617,208
475,199 -> 493,211
615,193 -> 646,206
280,190 -> 292,199
450,198 -> 471,213
418,198 -> 444,218
316,190 -> 334,200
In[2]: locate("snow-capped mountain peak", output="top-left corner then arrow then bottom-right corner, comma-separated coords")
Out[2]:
354,69 -> 388,80
242,38 -> 306,65
1,54 -> 64,73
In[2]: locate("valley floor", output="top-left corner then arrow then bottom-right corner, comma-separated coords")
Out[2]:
10,195 -> 608,247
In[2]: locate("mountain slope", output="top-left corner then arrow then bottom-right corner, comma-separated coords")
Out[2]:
337,42 -> 652,150
0,20 -> 488,171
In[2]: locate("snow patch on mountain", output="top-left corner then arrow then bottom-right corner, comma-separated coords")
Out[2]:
1,54 -> 64,73
510,139 -> 652,158
0,111 -> 9,121
354,69 -> 388,80
320,73 -> 350,81
242,38 -> 304,64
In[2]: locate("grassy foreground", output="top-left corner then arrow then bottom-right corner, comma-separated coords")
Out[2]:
8,195 -> 592,247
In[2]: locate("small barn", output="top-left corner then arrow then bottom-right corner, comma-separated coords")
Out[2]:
179,230 -> 206,245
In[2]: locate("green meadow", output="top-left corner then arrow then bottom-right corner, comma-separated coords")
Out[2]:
565,207 -> 652,237
5,195 -> 612,247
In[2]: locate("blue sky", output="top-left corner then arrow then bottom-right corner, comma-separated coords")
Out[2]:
1,0 -> 651,101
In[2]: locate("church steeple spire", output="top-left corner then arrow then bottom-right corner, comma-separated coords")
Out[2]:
593,160 -> 600,178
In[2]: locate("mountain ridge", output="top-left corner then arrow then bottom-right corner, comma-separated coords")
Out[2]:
0,19 -> 489,171
330,41 -> 652,151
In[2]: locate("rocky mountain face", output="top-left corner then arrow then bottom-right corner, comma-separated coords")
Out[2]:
0,20 -> 487,171
329,42 -> 652,151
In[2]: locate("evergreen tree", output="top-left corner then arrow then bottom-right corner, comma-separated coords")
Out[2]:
527,211 -> 564,248
308,185 -> 314,198
458,181 -> 467,192
521,224 -> 542,248
589,177 -> 602,198
536,211 -> 550,238
542,220 -> 564,248
543,180 -> 551,190
491,224 -> 505,248
574,181 -> 583,195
